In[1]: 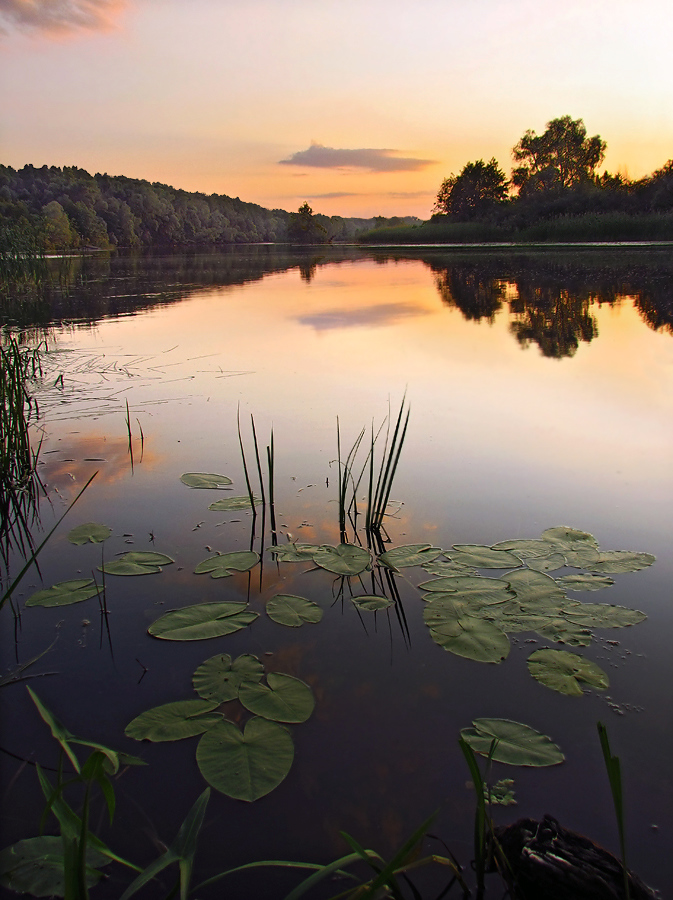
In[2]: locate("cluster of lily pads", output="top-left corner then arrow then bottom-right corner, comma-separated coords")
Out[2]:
124,653 -> 314,801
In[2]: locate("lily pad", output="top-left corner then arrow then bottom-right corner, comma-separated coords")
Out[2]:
148,602 -> 258,641
25,579 -> 98,608
193,653 -> 265,702
531,616 -> 593,647
312,544 -> 371,576
448,545 -> 523,569
196,717 -> 293,802
555,573 -> 615,592
377,544 -> 443,570
100,551 -> 174,576
266,595 -> 323,627
125,700 -> 221,742
460,718 -> 565,767
208,495 -> 261,511
352,595 -> 394,611
239,673 -> 315,723
421,559 -> 476,576
180,473 -> 233,489
562,603 -> 646,628
67,523 -> 112,545
528,648 -> 609,696
419,574 -> 513,605
194,551 -> 260,578
541,527 -> 599,551
0,836 -> 109,896
585,551 -> 656,574
525,553 -> 566,573
502,569 -> 567,608
491,539 -> 555,559
424,601 -> 510,663
268,543 -> 325,562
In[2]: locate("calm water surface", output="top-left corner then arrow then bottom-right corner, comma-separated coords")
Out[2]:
1,247 -> 672,897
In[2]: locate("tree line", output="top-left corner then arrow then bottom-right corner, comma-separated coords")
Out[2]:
432,115 -> 673,225
0,164 -> 418,252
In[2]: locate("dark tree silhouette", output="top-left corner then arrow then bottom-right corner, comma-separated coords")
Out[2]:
512,116 -> 606,195
434,158 -> 509,220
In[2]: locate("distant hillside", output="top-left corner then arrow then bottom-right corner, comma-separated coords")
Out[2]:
0,164 -> 421,251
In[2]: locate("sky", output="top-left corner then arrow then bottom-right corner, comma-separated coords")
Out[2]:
1,0 -> 672,218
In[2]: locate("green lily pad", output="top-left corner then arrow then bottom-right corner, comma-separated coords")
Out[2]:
100,551 -> 174,576
148,602 -> 258,641
25,579 -> 98,608
196,717 -> 293,802
419,575 -> 513,606
377,544 -> 443,570
239,673 -> 314,723
0,836 -> 109,896
67,523 -> 112,545
562,603 -> 647,628
528,648 -> 609,696
460,718 -> 565,767
555,573 -> 615,592
266,595 -> 323,627
424,601 -> 510,663
180,473 -> 233,488
541,527 -> 599,550
531,616 -> 593,647
193,654 -> 265,703
586,551 -> 656,574
525,553 -> 566,573
491,539 -> 555,559
562,547 -> 601,568
448,545 -> 523,569
194,551 -> 260,578
502,569 -> 567,608
268,543 -> 325,562
125,700 -> 221,742
208,496 -> 261,511
421,559 -> 476,576
312,544 -> 371,576
352,595 -> 394,611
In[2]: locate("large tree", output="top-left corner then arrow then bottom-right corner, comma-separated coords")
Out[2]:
512,116 -> 606,194
287,202 -> 329,244
433,158 -> 509,220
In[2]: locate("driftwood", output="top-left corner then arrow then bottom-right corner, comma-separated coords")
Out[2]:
493,815 -> 659,900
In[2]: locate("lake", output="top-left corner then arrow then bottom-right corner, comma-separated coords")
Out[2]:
1,245 -> 672,898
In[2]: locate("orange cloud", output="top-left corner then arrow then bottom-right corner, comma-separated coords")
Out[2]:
0,0 -> 126,35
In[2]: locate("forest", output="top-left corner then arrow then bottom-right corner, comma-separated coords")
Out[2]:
0,164 -> 418,252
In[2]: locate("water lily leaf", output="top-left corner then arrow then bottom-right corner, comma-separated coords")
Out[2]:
421,559 -> 476,576
0,836 -> 109,896
532,616 -> 593,647
541,527 -> 598,550
268,543 -> 325,562
266,594 -> 323,627
525,553 -> 566,573
418,574 -> 512,598
180,473 -> 232,489
125,700 -> 221,742
196,717 -> 293,802
503,569 -> 567,608
555,573 -> 615,592
239,673 -> 315,723
100,551 -> 174,576
193,653 -> 265,702
194,551 -> 260,578
148,602 -> 258,640
312,543 -> 371,576
448,545 -> 523,569
563,547 -> 601,568
491,539 -> 554,559
377,544 -> 443,570
424,602 -> 510,663
208,496 -> 261,511
67,523 -> 112,545
562,603 -> 647,628
25,579 -> 98,608
585,551 -> 656,574
352,594 -> 394,611
528,649 -> 609,696
460,718 -> 564,766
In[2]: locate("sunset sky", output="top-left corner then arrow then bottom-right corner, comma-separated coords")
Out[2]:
1,0 -> 672,218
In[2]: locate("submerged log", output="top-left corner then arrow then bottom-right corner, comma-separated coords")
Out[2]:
493,815 -> 659,900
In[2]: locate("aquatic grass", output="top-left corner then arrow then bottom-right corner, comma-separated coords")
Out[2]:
125,399 -> 134,473
597,721 -> 630,900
